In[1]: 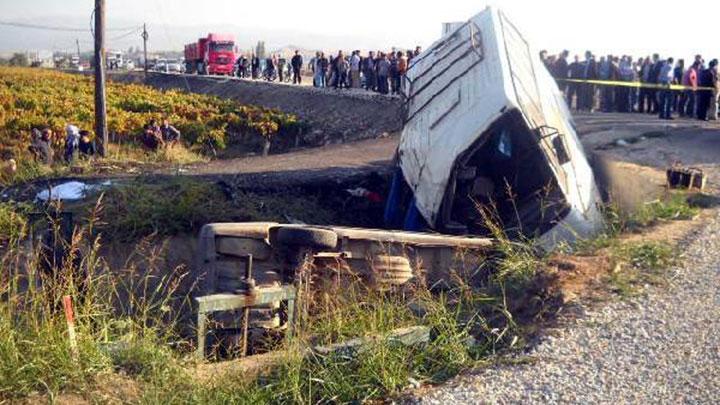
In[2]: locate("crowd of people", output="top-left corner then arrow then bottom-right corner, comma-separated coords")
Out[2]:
142,119 -> 181,151
27,124 -> 97,165
542,51 -> 720,121
23,118 -> 181,169
233,47 -> 423,94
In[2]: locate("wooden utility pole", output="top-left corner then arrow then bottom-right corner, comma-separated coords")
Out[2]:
94,0 -> 108,157
75,39 -> 81,61
142,23 -> 149,76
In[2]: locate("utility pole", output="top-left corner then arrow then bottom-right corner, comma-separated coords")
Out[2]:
94,0 -> 108,157
142,23 -> 149,76
76,39 -> 81,61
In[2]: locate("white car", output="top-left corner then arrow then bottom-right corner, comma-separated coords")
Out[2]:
165,60 -> 184,73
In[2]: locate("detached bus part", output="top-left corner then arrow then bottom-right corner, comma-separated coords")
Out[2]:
385,7 -> 603,248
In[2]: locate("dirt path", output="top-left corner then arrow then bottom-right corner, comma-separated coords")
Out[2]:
171,114 -> 718,180
184,136 -> 397,177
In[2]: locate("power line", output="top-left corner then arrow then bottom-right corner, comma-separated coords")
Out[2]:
108,27 -> 142,41
0,20 -> 140,33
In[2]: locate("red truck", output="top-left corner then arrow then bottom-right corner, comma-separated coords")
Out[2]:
184,33 -> 236,75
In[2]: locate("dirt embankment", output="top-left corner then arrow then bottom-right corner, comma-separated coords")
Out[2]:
110,72 -> 404,146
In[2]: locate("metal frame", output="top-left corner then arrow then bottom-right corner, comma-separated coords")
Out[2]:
195,254 -> 297,359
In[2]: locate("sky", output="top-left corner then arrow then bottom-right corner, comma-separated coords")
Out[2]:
0,0 -> 717,61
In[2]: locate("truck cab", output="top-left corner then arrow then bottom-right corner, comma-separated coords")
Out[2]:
205,34 -> 236,75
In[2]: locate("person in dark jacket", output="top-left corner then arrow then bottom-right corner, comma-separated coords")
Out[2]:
697,59 -> 718,121
29,128 -> 54,165
291,50 -> 303,84
251,54 -> 260,79
553,50 -> 570,91
647,54 -> 662,114
78,130 -> 96,158
672,59 -> 685,113
160,119 -> 181,147
567,55 -> 583,110
277,56 -> 287,82
363,51 -> 376,91
579,51 -> 597,111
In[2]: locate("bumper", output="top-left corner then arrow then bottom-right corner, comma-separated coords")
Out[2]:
208,64 -> 233,75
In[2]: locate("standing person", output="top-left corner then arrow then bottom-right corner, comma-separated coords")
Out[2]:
647,54 -> 662,114
658,58 -> 675,120
681,61 -> 700,117
235,55 -> 242,77
616,56 -> 634,113
312,52 -> 321,87
598,55 -> 612,112
349,50 -> 361,89
64,124 -> 80,163
413,46 -> 421,59
710,59 -> 720,121
696,60 -> 717,121
567,55 -> 583,110
319,52 -> 329,87
580,51 -> 597,112
553,50 -> 570,92
264,56 -> 276,81
397,51 -> 408,93
389,51 -> 399,94
251,54 -> 260,79
672,59 -> 685,113
638,57 -> 653,113
278,56 -> 287,83
376,52 -> 390,95
363,51 -> 376,91
332,51 -> 347,89
291,50 -> 303,84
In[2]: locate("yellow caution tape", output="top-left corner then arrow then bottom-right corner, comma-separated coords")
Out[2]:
558,78 -> 715,92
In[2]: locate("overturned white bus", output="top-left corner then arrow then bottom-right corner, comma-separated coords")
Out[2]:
385,7 -> 604,248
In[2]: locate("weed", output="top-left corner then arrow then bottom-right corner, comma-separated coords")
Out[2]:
607,241 -> 676,297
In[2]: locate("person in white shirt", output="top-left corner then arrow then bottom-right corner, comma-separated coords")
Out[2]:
350,51 -> 361,88
658,58 -> 675,120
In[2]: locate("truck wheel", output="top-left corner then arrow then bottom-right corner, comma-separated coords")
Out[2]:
274,226 -> 338,250
372,255 -> 413,287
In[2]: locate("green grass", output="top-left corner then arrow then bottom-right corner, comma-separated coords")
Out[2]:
0,201 -> 27,244
0,199 -> 533,403
574,192 -> 698,256
89,177 -> 338,242
607,241 -> 677,297
630,193 -> 699,228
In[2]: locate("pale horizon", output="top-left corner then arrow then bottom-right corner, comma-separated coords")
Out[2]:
1,0 -> 716,62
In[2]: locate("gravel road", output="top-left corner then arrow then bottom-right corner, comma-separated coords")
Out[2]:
415,211 -> 720,404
